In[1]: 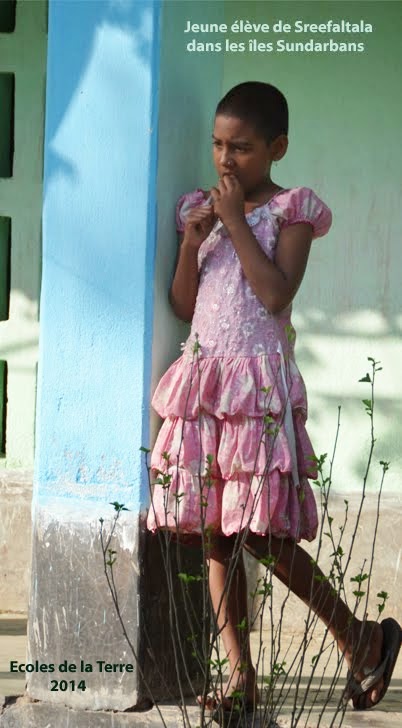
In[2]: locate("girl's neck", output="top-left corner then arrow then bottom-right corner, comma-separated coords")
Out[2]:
244,178 -> 283,206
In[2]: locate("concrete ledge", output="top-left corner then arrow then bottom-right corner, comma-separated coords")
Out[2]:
0,695 -> 197,727
0,694 -> 275,727
0,471 -> 33,614
1,694 -> 401,728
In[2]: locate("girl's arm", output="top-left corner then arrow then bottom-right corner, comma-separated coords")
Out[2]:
169,233 -> 199,323
225,218 -> 312,314
211,175 -> 312,314
169,205 -> 216,322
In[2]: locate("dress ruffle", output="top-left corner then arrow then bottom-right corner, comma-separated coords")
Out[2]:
147,354 -> 319,542
152,353 -> 308,420
147,185 -> 332,544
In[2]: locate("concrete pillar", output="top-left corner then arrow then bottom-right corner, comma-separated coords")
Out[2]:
25,0 -> 171,711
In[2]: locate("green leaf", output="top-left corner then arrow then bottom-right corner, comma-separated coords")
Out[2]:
377,590 -> 389,600
351,573 -> 369,584
330,546 -> 344,557
259,555 -> 277,568
109,501 -> 130,513
139,446 -> 150,453
178,572 -> 196,584
272,661 -> 286,676
178,572 -> 203,584
359,373 -> 371,383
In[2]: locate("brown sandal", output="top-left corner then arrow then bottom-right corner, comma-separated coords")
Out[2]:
343,618 -> 402,710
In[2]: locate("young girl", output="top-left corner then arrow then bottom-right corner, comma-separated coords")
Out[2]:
147,82 -> 401,720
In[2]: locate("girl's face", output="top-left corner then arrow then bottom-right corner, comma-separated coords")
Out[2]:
212,114 -> 287,193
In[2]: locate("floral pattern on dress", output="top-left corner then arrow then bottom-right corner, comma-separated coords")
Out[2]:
147,187 -> 332,542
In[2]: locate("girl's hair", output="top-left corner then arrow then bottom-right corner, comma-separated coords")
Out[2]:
215,81 -> 288,144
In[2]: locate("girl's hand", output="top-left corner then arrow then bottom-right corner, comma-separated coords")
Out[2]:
183,205 -> 216,249
210,175 -> 245,228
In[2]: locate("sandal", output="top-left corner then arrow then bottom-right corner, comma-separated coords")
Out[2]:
343,617 -> 402,710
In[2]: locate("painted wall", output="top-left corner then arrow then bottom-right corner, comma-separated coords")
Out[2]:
154,0 -> 401,494
221,0 -> 402,494
0,1 -> 47,468
149,0 -> 402,631
35,0 -> 160,513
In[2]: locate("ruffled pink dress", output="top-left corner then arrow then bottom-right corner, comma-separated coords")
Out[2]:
147,187 -> 332,542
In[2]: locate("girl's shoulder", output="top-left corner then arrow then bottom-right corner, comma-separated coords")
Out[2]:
175,188 -> 210,233
267,186 -> 332,239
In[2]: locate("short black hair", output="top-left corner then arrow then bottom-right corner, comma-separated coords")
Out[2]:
215,81 -> 288,144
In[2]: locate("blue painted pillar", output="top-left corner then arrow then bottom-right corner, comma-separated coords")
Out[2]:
28,0 -> 162,710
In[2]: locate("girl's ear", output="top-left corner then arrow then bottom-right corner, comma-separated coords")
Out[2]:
271,134 -> 288,162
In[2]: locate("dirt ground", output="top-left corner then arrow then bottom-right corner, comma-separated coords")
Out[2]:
0,615 -> 401,727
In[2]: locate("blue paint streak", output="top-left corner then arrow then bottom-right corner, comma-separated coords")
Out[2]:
35,0 -> 161,510
140,4 -> 161,508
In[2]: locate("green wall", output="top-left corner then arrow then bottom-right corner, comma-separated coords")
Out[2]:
221,1 -> 402,493
156,0 -> 401,493
0,1 -> 47,467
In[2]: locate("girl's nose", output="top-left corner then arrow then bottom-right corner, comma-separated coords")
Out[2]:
221,151 -> 234,168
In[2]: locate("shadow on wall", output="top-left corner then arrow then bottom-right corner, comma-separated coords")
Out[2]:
45,0 -> 154,195
41,0 -> 159,316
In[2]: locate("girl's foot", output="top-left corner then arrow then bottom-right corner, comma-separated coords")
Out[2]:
343,620 -> 384,708
197,669 -> 260,711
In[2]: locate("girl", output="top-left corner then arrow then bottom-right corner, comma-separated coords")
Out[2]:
147,82 -> 401,721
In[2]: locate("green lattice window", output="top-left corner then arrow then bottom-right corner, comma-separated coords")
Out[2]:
0,217 -> 11,321
0,73 -> 14,178
0,361 -> 7,456
0,2 -> 16,33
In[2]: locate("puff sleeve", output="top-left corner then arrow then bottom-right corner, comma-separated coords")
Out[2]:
270,187 -> 332,239
175,188 -> 210,233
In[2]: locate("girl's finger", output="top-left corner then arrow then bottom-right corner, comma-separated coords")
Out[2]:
222,175 -> 236,192
218,178 -> 227,193
226,174 -> 238,188
189,204 -> 214,215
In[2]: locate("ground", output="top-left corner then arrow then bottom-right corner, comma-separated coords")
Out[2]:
0,614 -> 400,727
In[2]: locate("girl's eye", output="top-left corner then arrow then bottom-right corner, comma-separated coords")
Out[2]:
212,142 -> 247,153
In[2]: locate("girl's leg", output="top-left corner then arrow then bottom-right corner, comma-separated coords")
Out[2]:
199,534 -> 259,707
244,533 -> 384,708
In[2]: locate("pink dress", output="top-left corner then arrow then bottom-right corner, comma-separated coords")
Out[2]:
147,187 -> 332,542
